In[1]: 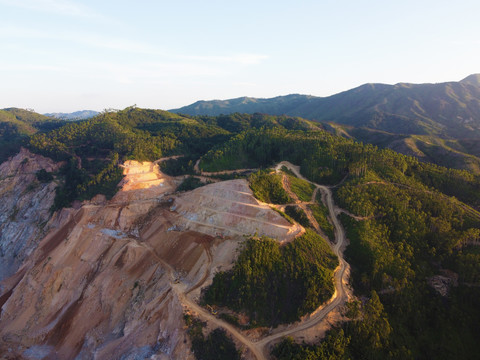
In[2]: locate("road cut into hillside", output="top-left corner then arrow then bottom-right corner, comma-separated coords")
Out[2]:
178,161 -> 352,360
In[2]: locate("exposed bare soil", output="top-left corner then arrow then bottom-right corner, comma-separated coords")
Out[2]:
174,161 -> 352,360
0,148 -> 62,281
0,158 -> 300,359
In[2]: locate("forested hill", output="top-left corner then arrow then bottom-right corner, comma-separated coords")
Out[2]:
0,108 -> 65,163
171,94 -> 315,117
172,74 -> 480,139
198,128 -> 480,359
2,105 -> 480,358
24,108 -> 323,209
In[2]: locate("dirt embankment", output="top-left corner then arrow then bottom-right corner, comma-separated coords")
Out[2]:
0,148 -> 62,281
193,159 -> 257,176
0,158 -> 300,359
175,161 -> 352,360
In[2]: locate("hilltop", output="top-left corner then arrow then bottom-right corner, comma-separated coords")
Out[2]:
172,75 -> 480,173
172,74 -> 480,139
44,110 -> 100,121
0,108 -> 65,163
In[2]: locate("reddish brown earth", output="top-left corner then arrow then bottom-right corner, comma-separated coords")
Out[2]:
0,158 -> 300,359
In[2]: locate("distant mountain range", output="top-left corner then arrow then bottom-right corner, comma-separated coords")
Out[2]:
44,110 -> 99,120
3,75 -> 480,173
171,74 -> 480,173
172,74 -> 480,139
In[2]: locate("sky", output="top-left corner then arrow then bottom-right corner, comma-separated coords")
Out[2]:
1,0 -> 479,113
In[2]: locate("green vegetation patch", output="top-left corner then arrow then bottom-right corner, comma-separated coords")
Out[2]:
203,230 -> 338,326
284,173 -> 315,202
284,205 -> 311,228
52,155 -> 123,211
0,108 -> 65,164
248,169 -> 292,204
280,165 -> 297,177
35,169 -> 54,183
337,175 -> 480,358
177,176 -> 211,192
448,242 -> 480,284
271,207 -> 294,224
208,171 -> 249,180
184,314 -> 240,360
159,155 -> 195,176
272,328 -> 351,360
309,203 -> 334,240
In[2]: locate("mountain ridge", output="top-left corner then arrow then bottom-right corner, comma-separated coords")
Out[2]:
44,110 -> 100,120
461,73 -> 480,86
172,74 -> 480,139
0,108 -> 65,163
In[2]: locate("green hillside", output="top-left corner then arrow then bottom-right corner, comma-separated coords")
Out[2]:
199,127 -> 480,359
0,108 -> 64,163
203,230 -> 337,326
26,108 -> 323,209
173,75 -> 480,173
172,94 -> 315,117
1,106 -> 479,358
327,124 -> 480,174
173,75 -> 480,139
293,79 -> 480,139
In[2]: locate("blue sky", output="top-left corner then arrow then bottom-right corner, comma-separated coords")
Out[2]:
1,0 -> 479,113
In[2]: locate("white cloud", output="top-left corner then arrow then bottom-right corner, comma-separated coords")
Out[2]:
0,0 -> 101,18
186,53 -> 268,65
0,25 -> 269,69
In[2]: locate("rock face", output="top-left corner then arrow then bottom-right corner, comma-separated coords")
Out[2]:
0,158 -> 298,359
0,148 -> 61,281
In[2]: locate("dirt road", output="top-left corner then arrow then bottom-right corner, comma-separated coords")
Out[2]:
194,159 -> 257,176
175,286 -> 266,360
253,162 -> 351,352
176,161 -> 351,360
279,171 -> 322,234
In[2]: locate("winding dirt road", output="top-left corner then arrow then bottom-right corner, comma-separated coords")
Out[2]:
279,170 -> 323,235
255,162 -> 351,350
193,159 -> 257,176
176,161 -> 351,360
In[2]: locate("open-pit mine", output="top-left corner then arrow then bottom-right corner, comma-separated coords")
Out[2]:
0,153 -> 326,359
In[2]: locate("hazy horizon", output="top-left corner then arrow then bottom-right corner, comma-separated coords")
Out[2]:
1,0 -> 479,113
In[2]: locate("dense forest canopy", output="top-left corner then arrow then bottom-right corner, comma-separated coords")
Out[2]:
198,126 -> 480,359
0,108 -> 65,163
200,128 -> 480,207
173,75 -> 480,139
203,230 -> 338,326
172,77 -> 480,175
22,109 -> 328,208
2,106 -> 480,359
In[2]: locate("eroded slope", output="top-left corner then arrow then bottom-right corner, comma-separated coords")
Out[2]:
0,158 -> 299,359
0,148 -> 61,281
